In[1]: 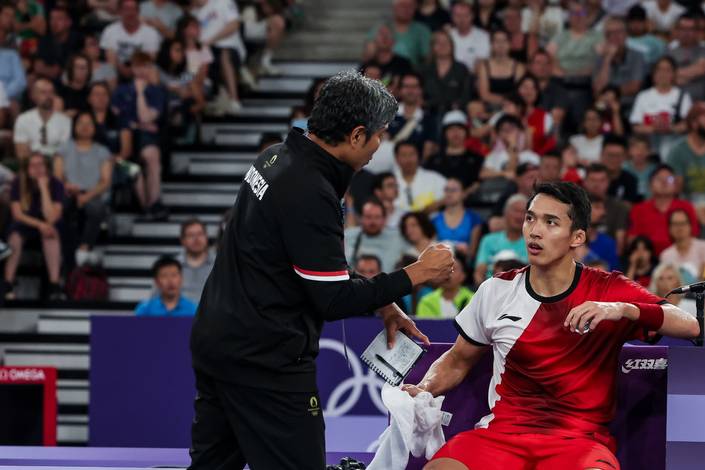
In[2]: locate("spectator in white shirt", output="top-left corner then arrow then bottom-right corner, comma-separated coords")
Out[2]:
14,78 -> 71,160
393,140 -> 446,213
100,0 -> 162,80
569,108 -> 605,165
643,0 -> 685,35
449,1 -> 489,72
191,0 -> 245,114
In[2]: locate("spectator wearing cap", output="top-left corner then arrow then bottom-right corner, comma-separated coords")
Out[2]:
474,193 -> 528,285
481,114 -> 540,181
569,108 -> 605,165
387,73 -> 438,159
628,164 -> 699,256
643,0 -> 685,35
100,0 -> 162,81
176,218 -> 214,302
344,198 -> 407,273
382,0 -> 432,66
361,24 -> 413,97
424,111 -> 483,191
667,103 -> 705,206
34,7 -> 84,82
135,256 -> 198,316
14,78 -> 71,160
432,177 -> 483,260
393,140 -> 446,214
600,134 -> 640,203
417,256 -> 473,319
448,1 -> 489,73
669,14 -> 705,102
372,172 -> 403,230
592,16 -> 646,108
625,4 -> 665,66
419,30 -> 473,118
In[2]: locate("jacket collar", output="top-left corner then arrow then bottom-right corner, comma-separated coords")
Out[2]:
285,128 -> 355,199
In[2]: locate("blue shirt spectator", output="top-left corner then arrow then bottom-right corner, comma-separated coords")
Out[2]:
0,47 -> 27,100
135,295 -> 197,317
135,256 -> 197,317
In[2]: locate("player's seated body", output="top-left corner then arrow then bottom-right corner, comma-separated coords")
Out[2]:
404,182 -> 700,470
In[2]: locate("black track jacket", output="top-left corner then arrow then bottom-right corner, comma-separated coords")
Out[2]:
191,129 -> 413,392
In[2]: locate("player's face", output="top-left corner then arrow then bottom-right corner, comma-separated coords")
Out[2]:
523,194 -> 585,267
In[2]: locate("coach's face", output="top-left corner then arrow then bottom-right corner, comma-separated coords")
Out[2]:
523,194 -> 585,267
345,125 -> 387,171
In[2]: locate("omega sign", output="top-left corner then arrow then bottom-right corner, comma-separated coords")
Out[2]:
0,368 -> 47,382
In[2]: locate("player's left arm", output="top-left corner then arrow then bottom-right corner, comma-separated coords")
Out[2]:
565,301 -> 701,339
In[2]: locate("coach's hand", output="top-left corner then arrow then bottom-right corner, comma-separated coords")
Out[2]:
379,303 -> 430,349
404,243 -> 455,286
564,301 -> 629,334
401,383 -> 427,398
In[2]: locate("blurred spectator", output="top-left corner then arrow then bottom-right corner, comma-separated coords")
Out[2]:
111,52 -> 168,219
344,198 -> 407,273
3,153 -> 64,300
516,74 -> 555,155
393,140 -> 446,213
371,172 -> 402,229
383,0 -> 431,66
362,24 -> 413,97
88,81 -> 121,156
477,29 -> 525,108
667,103 -> 705,206
191,0 -> 246,114
0,81 -> 9,129
0,3 -> 17,49
594,85 -> 625,136
628,164 -> 699,256
592,16 -> 645,108
424,111 -> 482,191
474,193 -> 528,285
569,108 -> 605,165
53,111 -> 112,267
140,0 -> 183,40
135,256 -> 197,316
528,49 -> 565,130
400,211 -> 436,258
100,0 -> 161,80
14,0 -> 46,58
449,1 -> 489,73
86,0 -> 120,32
643,0 -> 685,35
354,254 -> 382,279
176,14 -> 213,96
504,6 -> 537,64
669,14 -> 705,102
58,54 -> 92,117
416,257 -> 473,319
432,177 -> 483,260
623,235 -> 658,287
547,0 -> 602,134
14,78 -> 71,159
522,0 -> 564,47
481,114 -> 540,180
419,30 -> 472,118
583,163 -> 629,254
34,7 -> 83,82
414,0 -> 450,32
388,73 -> 437,158
624,135 -> 656,199
241,0 -> 286,75
601,134 -> 640,203
630,56 -> 690,159
538,153 -> 562,183
176,218 -> 214,302
661,208 -> 705,284
492,162 -> 538,225
625,4 -> 665,67
0,25 -> 27,108
83,34 -> 118,90
587,195 -> 619,270
474,0 -> 501,31
649,262 -> 696,316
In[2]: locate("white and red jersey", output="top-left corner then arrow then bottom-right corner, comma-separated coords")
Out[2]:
455,263 -> 664,448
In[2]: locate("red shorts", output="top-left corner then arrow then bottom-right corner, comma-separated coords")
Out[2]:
431,428 -> 620,470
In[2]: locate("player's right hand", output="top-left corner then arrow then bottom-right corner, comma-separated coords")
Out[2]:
417,243 -> 454,284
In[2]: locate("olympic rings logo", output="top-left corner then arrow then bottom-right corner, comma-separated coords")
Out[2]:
319,338 -> 387,416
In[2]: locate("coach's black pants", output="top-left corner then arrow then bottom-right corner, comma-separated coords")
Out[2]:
188,371 -> 325,470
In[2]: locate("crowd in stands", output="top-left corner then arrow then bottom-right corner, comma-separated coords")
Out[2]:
0,0 -> 295,302
342,0 -> 705,320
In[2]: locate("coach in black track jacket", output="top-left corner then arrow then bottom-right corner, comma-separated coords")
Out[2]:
188,71 -> 454,470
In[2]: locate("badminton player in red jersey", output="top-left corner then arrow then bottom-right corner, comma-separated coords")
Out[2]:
403,182 -> 700,470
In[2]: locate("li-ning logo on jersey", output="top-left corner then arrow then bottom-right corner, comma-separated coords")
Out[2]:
244,165 -> 270,201
621,358 -> 667,374
498,313 -> 522,322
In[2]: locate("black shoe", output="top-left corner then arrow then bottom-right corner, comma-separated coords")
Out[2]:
48,283 -> 66,301
148,201 -> 170,221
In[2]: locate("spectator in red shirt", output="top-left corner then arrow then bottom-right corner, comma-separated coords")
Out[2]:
628,164 -> 699,256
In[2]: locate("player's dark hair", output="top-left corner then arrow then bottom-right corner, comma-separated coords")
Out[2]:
528,182 -> 591,232
151,256 -> 181,278
308,70 -> 398,146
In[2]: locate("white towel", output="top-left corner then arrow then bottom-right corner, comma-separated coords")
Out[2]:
367,384 -> 446,470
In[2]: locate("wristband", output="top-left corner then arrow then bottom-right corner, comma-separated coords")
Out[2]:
630,302 -> 664,331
